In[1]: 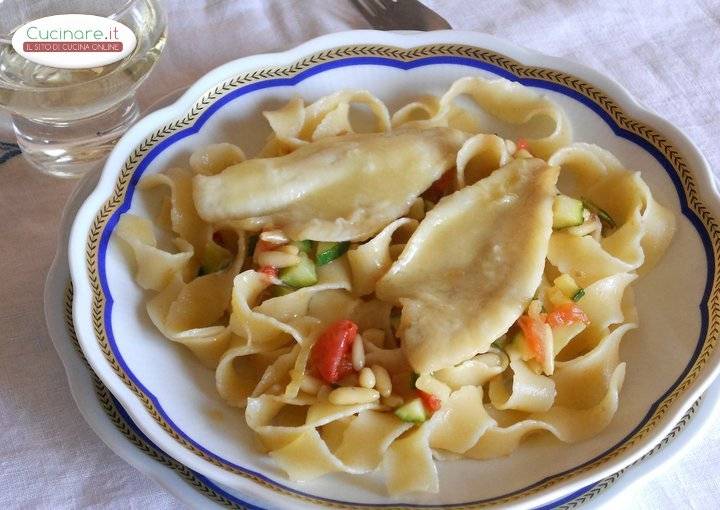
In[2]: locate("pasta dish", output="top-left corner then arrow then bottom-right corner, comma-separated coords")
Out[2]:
117,76 -> 675,495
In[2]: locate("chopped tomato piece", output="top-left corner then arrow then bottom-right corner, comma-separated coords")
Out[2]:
417,390 -> 441,412
546,303 -> 589,329
310,320 -> 359,384
517,314 -> 546,362
423,169 -> 455,203
516,138 -> 530,152
258,265 -> 278,279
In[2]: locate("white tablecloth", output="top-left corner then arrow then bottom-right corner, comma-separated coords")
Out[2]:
1,0 -> 719,508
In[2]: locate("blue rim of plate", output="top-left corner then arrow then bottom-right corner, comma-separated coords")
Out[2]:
82,44 -> 719,508
62,282 -> 702,510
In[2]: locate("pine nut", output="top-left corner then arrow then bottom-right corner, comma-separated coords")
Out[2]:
299,375 -> 322,395
363,328 -> 385,348
260,229 -> 289,244
278,244 -> 300,255
358,367 -> 376,389
382,394 -> 404,408
257,250 -> 300,268
371,364 -> 392,398
352,334 -> 365,371
328,387 -> 380,405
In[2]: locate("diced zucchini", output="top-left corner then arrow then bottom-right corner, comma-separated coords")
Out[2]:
394,398 -> 428,423
199,241 -> 232,275
552,195 -> 585,229
271,285 -> 295,297
315,241 -> 349,266
571,288 -> 585,302
553,274 -> 581,299
293,239 -> 313,254
546,286 -> 570,308
279,253 -> 317,288
565,213 -> 600,237
581,197 -> 616,229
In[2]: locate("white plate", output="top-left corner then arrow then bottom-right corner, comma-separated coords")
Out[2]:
67,30 -> 720,508
46,171 -> 720,509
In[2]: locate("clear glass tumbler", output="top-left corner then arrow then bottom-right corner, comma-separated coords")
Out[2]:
0,0 -> 167,177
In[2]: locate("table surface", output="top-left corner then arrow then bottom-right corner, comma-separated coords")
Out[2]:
1,1 -> 719,508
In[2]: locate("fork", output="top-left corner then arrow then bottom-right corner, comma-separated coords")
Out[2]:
350,0 -> 452,30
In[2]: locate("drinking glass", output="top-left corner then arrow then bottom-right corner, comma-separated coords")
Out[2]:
0,0 -> 167,177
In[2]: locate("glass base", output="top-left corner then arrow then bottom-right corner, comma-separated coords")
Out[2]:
12,95 -> 139,178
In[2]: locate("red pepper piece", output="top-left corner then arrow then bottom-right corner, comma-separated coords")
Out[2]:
517,314 -> 547,362
310,320 -> 359,384
546,303 -> 589,329
417,389 -> 442,412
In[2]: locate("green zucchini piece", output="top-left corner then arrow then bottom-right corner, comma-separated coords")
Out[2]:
581,197 -> 616,229
293,239 -> 313,255
279,253 -> 318,288
571,288 -> 586,302
199,241 -> 232,275
552,195 -> 585,229
553,274 -> 581,298
394,398 -> 427,423
315,241 -> 349,266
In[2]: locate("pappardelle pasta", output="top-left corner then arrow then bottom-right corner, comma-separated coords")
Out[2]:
117,76 -> 675,495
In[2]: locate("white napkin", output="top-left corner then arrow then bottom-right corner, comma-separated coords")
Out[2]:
1,1 -> 718,509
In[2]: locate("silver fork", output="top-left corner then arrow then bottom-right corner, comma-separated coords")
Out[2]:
350,0 -> 452,30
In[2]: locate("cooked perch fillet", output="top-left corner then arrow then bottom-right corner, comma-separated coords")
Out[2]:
377,158 -> 560,374
192,127 -> 468,241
